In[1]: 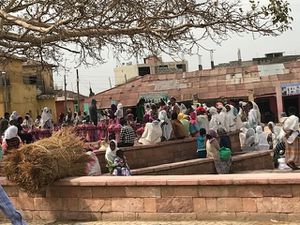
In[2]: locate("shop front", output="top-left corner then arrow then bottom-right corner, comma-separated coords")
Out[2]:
281,82 -> 300,117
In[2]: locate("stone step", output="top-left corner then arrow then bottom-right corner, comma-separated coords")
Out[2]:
131,150 -> 274,175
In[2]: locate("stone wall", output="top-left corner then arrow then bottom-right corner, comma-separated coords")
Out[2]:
1,173 -> 300,222
96,132 -> 241,173
131,150 -> 273,175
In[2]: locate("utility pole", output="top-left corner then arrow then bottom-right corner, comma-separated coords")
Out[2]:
76,69 -> 80,113
1,72 -> 8,113
108,77 -> 112,88
64,71 -> 67,113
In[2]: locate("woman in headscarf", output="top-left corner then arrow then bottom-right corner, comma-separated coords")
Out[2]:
40,107 -> 53,129
206,129 -> 231,174
208,107 -> 219,132
196,107 -> 209,131
267,122 -> 281,149
1,126 -> 22,154
225,104 -> 237,132
179,103 -> 187,114
216,105 -> 229,132
255,126 -> 269,150
239,122 -> 250,148
247,101 -> 261,129
158,110 -> 173,141
177,113 -> 190,136
9,111 -> 18,126
115,103 -> 124,120
105,140 -> 118,163
242,128 -> 256,151
189,111 -> 200,137
105,140 -> 119,173
21,113 -> 33,130
170,112 -> 189,139
238,101 -> 248,122
282,107 -> 300,170
138,115 -> 162,145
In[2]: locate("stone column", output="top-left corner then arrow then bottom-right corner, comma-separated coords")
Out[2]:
275,83 -> 283,120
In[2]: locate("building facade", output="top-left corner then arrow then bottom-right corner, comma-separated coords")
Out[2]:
87,53 -> 300,124
55,90 -> 87,120
114,55 -> 188,85
0,57 -> 56,120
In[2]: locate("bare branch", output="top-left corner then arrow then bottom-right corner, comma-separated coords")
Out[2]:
0,0 -> 293,66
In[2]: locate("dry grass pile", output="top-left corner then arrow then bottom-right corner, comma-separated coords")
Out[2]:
3,128 -> 90,193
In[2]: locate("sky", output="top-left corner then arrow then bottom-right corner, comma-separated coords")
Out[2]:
53,0 -> 300,97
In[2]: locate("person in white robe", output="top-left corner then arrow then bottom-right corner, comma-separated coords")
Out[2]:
267,122 -> 281,149
225,104 -> 237,132
208,107 -> 219,132
138,118 -> 162,145
40,107 -> 53,129
247,101 -> 261,129
255,126 -> 269,150
239,122 -> 250,148
242,128 -> 256,151
196,107 -> 209,131
238,101 -> 248,122
158,110 -> 173,141
282,107 -> 300,169
115,103 -> 124,119
217,105 -> 229,132
105,140 -> 119,164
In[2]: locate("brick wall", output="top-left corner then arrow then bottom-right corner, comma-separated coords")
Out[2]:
1,173 -> 300,222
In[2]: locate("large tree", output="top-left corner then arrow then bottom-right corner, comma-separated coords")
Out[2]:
0,0 -> 292,65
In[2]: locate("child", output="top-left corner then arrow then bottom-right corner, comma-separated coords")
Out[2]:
196,128 -> 207,158
112,149 -> 131,176
217,127 -> 231,149
189,111 -> 200,137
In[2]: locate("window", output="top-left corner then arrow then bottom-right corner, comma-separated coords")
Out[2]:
176,64 -> 187,72
138,66 -> 150,76
23,75 -> 37,84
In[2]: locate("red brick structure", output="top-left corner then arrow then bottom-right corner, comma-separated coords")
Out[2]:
87,59 -> 300,122
2,173 -> 300,221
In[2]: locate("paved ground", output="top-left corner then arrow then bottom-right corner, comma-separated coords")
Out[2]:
2,221 -> 299,225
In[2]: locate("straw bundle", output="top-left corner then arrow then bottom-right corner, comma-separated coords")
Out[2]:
3,128 -> 90,193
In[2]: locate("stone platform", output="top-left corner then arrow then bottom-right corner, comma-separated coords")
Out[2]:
1,173 -> 300,222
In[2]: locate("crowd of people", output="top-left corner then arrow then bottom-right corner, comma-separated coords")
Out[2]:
101,96 -> 300,174
0,107 -> 56,153
1,96 -> 300,175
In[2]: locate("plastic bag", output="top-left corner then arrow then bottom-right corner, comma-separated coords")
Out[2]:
219,147 -> 231,161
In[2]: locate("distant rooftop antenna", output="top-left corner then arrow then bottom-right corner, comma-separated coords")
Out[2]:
210,50 -> 215,69
238,48 -> 242,66
198,55 -> 203,70
135,52 -> 139,64
108,77 -> 112,88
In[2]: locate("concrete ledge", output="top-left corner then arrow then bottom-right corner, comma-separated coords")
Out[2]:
2,173 -> 300,187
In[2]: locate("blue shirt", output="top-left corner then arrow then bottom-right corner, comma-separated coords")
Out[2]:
196,135 -> 206,152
